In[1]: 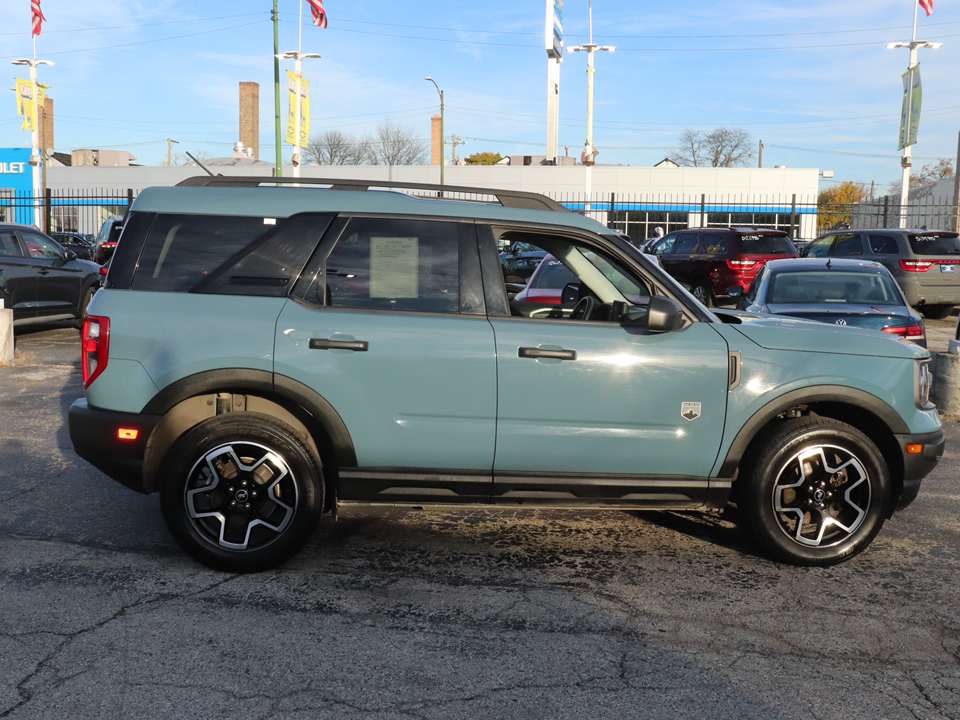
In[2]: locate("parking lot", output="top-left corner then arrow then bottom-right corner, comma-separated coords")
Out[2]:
1,323 -> 959,719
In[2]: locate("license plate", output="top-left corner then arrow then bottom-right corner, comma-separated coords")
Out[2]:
941,265 -> 956,273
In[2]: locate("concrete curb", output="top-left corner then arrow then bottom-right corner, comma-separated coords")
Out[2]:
0,306 -> 13,363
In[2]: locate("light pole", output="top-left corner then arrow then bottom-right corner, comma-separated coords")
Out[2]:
425,76 -> 444,186
567,1 -> 614,166
11,57 -> 53,227
276,51 -> 320,178
888,2 -> 942,229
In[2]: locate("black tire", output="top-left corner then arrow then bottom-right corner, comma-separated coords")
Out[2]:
691,281 -> 713,307
75,287 -> 95,329
159,414 -> 324,573
738,417 -> 890,566
919,304 -> 953,320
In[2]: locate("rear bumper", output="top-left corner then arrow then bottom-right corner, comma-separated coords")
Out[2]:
68,398 -> 160,494
894,428 -> 945,510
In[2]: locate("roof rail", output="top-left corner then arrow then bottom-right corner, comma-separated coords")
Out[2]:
175,175 -> 570,214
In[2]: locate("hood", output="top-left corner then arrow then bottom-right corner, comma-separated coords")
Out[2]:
713,310 -> 926,359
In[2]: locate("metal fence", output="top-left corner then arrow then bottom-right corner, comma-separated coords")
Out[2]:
4,187 -> 957,243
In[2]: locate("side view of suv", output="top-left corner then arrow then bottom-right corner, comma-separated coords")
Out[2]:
650,226 -> 798,306
68,177 -> 943,573
802,228 -> 960,319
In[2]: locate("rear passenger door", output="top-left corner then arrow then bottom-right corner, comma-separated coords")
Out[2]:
0,230 -> 37,320
275,217 -> 498,503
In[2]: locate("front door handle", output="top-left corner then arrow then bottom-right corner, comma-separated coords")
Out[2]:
309,338 -> 369,352
518,347 -> 576,361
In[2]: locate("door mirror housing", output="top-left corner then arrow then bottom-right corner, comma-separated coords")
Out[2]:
645,296 -> 685,333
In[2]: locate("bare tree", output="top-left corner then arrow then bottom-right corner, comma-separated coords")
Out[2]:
888,158 -> 954,197
367,120 -> 427,166
672,127 -> 755,168
164,150 -> 212,167
305,130 -> 370,165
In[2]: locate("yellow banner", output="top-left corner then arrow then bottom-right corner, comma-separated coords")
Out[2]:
284,71 -> 310,149
15,79 -> 46,133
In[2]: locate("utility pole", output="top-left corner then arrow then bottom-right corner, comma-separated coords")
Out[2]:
167,138 -> 179,166
448,134 -> 465,166
758,140 -> 763,168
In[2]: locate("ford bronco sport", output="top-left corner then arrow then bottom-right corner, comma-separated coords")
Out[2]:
68,177 -> 944,572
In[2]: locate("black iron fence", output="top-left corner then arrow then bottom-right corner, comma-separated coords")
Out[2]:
3,187 -> 957,243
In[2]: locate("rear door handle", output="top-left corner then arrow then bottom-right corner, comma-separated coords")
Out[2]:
518,347 -> 576,361
309,338 -> 369,352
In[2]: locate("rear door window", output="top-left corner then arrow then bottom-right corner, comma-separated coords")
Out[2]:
867,234 -> 899,254
832,233 -> 864,257
673,233 -> 701,254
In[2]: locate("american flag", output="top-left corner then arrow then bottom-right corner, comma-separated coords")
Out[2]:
31,0 -> 46,36
306,0 -> 328,28
919,0 -> 933,16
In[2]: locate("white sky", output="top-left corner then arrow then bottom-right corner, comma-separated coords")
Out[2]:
1,0 -> 958,193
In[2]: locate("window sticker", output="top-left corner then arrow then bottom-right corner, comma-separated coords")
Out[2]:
370,236 -> 418,298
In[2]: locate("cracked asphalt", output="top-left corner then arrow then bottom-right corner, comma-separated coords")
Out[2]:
1,324 -> 958,720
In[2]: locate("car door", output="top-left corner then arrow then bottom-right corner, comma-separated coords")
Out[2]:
487,229 -> 730,507
18,230 -> 85,320
0,229 -> 37,320
274,216 -> 497,504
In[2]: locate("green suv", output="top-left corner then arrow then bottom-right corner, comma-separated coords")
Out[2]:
68,177 -> 944,572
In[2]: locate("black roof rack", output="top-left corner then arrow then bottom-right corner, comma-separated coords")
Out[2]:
175,175 -> 570,214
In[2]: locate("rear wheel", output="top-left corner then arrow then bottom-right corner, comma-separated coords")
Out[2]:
159,414 -> 324,573
920,304 -> 953,320
738,417 -> 890,566
691,281 -> 713,307
75,287 -> 95,328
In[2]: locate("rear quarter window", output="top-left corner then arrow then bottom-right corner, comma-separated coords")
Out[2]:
908,234 -> 960,256
735,233 -> 795,255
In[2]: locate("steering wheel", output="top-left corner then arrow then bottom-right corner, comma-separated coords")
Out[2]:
570,296 -> 595,321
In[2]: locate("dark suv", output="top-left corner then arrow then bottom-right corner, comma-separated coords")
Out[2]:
651,226 -> 798,306
67,177 -> 942,572
802,228 -> 960,319
93,216 -> 124,264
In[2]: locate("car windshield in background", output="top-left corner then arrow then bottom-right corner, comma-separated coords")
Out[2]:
909,233 -> 960,255
735,234 -> 794,254
769,271 -> 902,306
531,258 -> 578,289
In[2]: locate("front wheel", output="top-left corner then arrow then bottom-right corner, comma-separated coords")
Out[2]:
159,414 -> 324,573
738,417 -> 891,566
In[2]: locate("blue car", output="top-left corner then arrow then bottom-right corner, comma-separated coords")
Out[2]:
733,257 -> 926,347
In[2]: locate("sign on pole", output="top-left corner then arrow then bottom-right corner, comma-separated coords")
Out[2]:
898,65 -> 923,150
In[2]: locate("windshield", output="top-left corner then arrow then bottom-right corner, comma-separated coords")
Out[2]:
769,270 -> 902,306
735,234 -> 795,255
909,233 -> 960,255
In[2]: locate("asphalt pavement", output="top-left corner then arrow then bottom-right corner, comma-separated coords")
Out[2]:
0,324 -> 958,720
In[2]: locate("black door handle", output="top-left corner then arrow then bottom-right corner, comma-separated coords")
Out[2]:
518,347 -> 576,361
309,338 -> 369,352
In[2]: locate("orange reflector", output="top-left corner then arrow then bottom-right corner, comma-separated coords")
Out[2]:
906,444 -> 923,455
118,428 -> 139,441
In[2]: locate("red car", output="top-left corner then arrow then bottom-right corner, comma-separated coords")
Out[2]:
651,226 -> 798,306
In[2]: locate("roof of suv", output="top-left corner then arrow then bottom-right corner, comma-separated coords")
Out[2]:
128,177 -> 613,235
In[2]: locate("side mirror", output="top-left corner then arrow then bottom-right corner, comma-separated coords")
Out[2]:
561,282 -> 582,305
726,286 -> 744,298
646,296 -> 685,333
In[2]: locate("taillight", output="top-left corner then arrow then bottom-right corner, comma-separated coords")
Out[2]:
883,324 -> 925,341
82,315 -> 110,387
900,260 -> 934,272
727,259 -> 759,271
517,294 -> 562,305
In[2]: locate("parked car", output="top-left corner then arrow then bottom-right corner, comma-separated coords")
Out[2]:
500,245 -> 547,283
50,231 -> 95,261
68,176 -> 943,573
650,226 -> 798,307
93,216 -> 125,264
802,228 -> 960,319
732,258 -> 926,347
0,222 -> 102,326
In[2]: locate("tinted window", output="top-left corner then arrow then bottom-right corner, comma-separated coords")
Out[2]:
0,231 -> 23,257
804,236 -> 834,258
652,234 -> 678,256
21,232 -> 63,260
769,271 -> 902,306
868,234 -> 899,254
735,233 -> 794,255
673,233 -> 701,254
832,233 -> 863,257
324,217 -> 459,314
131,214 -> 270,292
702,235 -> 727,254
909,233 -> 960,256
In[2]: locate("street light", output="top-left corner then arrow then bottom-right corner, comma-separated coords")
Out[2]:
886,28 -> 942,228
275,50 -> 321,178
567,1 -> 614,166
11,57 -> 53,228
425,76 -> 444,186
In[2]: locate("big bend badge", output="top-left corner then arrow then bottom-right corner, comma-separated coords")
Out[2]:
681,402 -> 701,421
